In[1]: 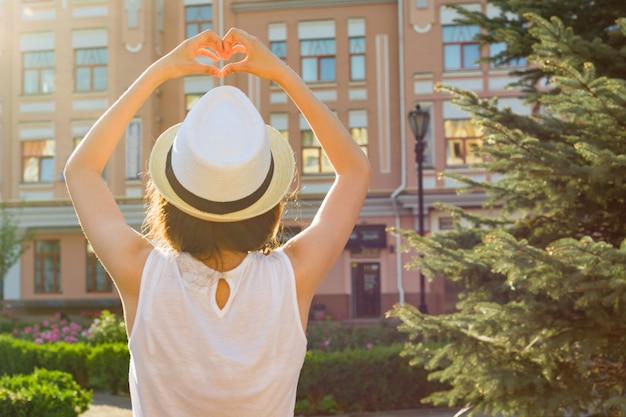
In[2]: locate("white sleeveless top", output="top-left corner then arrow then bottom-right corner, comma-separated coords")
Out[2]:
128,247 -> 307,417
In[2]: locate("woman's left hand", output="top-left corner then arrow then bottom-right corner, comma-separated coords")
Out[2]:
150,29 -> 224,80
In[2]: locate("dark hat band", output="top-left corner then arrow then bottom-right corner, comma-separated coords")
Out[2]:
164,146 -> 275,216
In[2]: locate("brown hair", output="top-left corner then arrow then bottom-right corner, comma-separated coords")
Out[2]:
143,179 -> 283,261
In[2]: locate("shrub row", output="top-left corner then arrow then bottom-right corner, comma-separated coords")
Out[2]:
0,368 -> 91,417
306,319 -> 407,351
297,344 -> 446,414
0,335 -> 129,394
0,335 -> 443,415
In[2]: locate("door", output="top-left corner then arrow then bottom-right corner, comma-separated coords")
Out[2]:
351,262 -> 381,318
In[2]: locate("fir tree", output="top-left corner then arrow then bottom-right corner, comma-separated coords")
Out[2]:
389,9 -> 626,417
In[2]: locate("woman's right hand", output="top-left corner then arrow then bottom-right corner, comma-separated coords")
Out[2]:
220,28 -> 290,82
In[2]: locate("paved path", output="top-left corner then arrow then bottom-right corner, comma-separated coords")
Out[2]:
81,391 -> 465,417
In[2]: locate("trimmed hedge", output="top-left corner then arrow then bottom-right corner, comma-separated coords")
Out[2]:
0,368 -> 91,417
0,335 -> 89,387
88,343 -> 129,394
297,344 -> 447,414
0,335 -> 443,415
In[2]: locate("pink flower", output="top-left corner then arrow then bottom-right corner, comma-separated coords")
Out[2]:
42,320 -> 49,327
34,338 -> 43,344
366,342 -> 373,349
23,326 -> 32,334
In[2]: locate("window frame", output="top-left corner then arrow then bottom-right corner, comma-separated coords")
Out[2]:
185,4 -> 213,38
349,35 -> 366,81
185,92 -> 203,115
300,38 -> 336,83
22,139 -> 55,183
444,118 -> 483,167
86,242 -> 113,293
270,40 -> 287,63
22,50 -> 55,95
442,24 -> 481,71
349,110 -> 369,156
34,240 -> 61,294
301,129 -> 333,175
74,47 -> 108,92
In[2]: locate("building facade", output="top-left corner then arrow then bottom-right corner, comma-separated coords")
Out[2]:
0,0 -> 528,320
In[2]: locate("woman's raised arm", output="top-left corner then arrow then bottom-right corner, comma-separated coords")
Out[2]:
64,30 -> 223,304
221,29 -> 372,320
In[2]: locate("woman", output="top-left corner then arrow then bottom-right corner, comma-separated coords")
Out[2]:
65,28 -> 371,417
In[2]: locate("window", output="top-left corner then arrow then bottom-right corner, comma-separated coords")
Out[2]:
301,39 -> 336,82
269,23 -> 287,63
22,140 -> 55,183
23,51 -> 55,94
185,4 -> 212,38
34,240 -> 61,294
490,42 -> 526,68
86,242 -> 113,292
185,93 -> 203,114
299,20 -> 336,82
444,119 -> 482,166
443,25 -> 480,70
348,18 -> 366,81
271,41 -> 287,62
349,110 -> 368,156
349,36 -> 366,81
438,217 -> 454,231
270,113 -> 289,140
75,47 -> 108,92
301,130 -> 332,174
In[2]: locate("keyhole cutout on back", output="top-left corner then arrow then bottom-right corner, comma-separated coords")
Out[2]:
215,278 -> 231,310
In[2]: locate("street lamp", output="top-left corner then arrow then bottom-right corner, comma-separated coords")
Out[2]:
408,104 -> 430,314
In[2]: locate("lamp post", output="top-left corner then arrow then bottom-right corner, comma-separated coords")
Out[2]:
408,104 -> 430,314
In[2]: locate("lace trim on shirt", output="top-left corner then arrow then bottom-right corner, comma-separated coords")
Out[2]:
174,252 -> 251,292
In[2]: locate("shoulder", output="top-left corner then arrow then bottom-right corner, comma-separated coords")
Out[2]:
248,249 -> 294,276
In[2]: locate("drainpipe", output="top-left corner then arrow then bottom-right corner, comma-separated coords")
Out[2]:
218,0 -> 225,86
218,0 -> 224,37
391,0 -> 408,305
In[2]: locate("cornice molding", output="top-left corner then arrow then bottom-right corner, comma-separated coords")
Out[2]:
232,0 -> 397,13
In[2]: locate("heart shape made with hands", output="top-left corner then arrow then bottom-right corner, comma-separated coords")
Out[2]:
199,39 -> 248,74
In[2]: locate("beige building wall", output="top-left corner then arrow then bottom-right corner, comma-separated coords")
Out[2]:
0,0 -> 527,320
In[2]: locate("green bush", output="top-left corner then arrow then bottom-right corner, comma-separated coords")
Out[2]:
0,335 -> 90,387
296,344 -> 446,414
0,368 -> 91,417
84,310 -> 127,345
88,343 -> 129,394
0,309 -> 16,334
0,335 -> 446,415
306,318 -> 407,351
0,335 -> 39,376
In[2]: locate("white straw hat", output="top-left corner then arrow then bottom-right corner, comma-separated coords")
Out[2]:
149,85 -> 295,222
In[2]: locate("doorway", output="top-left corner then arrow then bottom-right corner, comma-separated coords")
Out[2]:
351,262 -> 381,318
